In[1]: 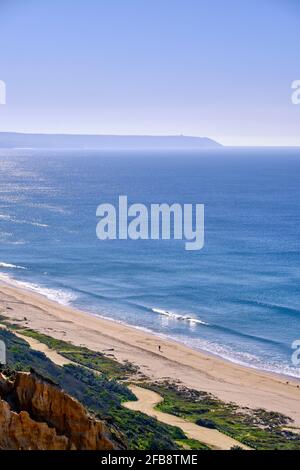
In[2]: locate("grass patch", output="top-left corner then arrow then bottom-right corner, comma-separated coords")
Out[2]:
3,318 -> 297,450
0,328 -> 203,450
176,439 -> 210,450
15,328 -> 137,379
144,382 -> 300,450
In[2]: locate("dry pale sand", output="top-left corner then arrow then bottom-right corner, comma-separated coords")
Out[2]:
0,281 -> 299,425
123,385 -> 251,450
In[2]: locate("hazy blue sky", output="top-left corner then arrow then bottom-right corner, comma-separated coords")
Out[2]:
0,0 -> 299,146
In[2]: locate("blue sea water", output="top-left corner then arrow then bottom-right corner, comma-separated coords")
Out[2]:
0,147 -> 299,377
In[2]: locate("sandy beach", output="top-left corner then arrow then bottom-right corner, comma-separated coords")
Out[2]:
0,280 -> 299,426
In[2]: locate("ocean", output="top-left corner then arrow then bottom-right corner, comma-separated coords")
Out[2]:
0,147 -> 299,377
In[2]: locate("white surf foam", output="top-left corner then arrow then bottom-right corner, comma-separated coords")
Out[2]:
0,214 -> 48,227
0,262 -> 27,270
0,272 -> 76,306
152,308 -> 209,325
176,336 -> 300,379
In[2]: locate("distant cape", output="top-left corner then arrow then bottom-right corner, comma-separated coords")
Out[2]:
0,132 -> 222,150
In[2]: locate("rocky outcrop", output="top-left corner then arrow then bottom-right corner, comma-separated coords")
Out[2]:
0,371 -> 125,450
0,398 -> 73,450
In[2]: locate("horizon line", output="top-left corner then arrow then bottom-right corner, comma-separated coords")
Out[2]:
0,131 -> 300,148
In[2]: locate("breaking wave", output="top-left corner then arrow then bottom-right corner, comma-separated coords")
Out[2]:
152,308 -> 209,325
0,272 -> 76,306
0,262 -> 27,270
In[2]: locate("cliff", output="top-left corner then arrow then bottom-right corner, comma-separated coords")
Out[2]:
0,370 -> 125,450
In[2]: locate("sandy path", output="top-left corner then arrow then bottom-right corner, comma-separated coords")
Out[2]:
10,328 -> 250,450
123,385 -> 250,450
13,331 -> 101,377
0,282 -> 299,426
14,331 -> 74,367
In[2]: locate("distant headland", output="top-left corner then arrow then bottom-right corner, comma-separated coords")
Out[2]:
0,132 -> 222,150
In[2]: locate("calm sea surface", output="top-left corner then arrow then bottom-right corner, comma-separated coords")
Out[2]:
0,148 -> 299,377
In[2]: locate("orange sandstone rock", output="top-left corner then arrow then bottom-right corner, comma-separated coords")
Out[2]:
0,371 -> 125,450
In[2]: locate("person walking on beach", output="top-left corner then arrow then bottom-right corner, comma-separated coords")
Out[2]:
158,345 -> 161,353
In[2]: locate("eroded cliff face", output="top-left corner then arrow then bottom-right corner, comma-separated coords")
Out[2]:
0,371 -> 125,450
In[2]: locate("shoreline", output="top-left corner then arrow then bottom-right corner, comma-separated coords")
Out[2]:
92,312 -> 300,384
1,271 -> 298,382
0,279 -> 300,426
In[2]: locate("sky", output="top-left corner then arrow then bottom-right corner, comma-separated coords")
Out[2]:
0,0 -> 299,146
